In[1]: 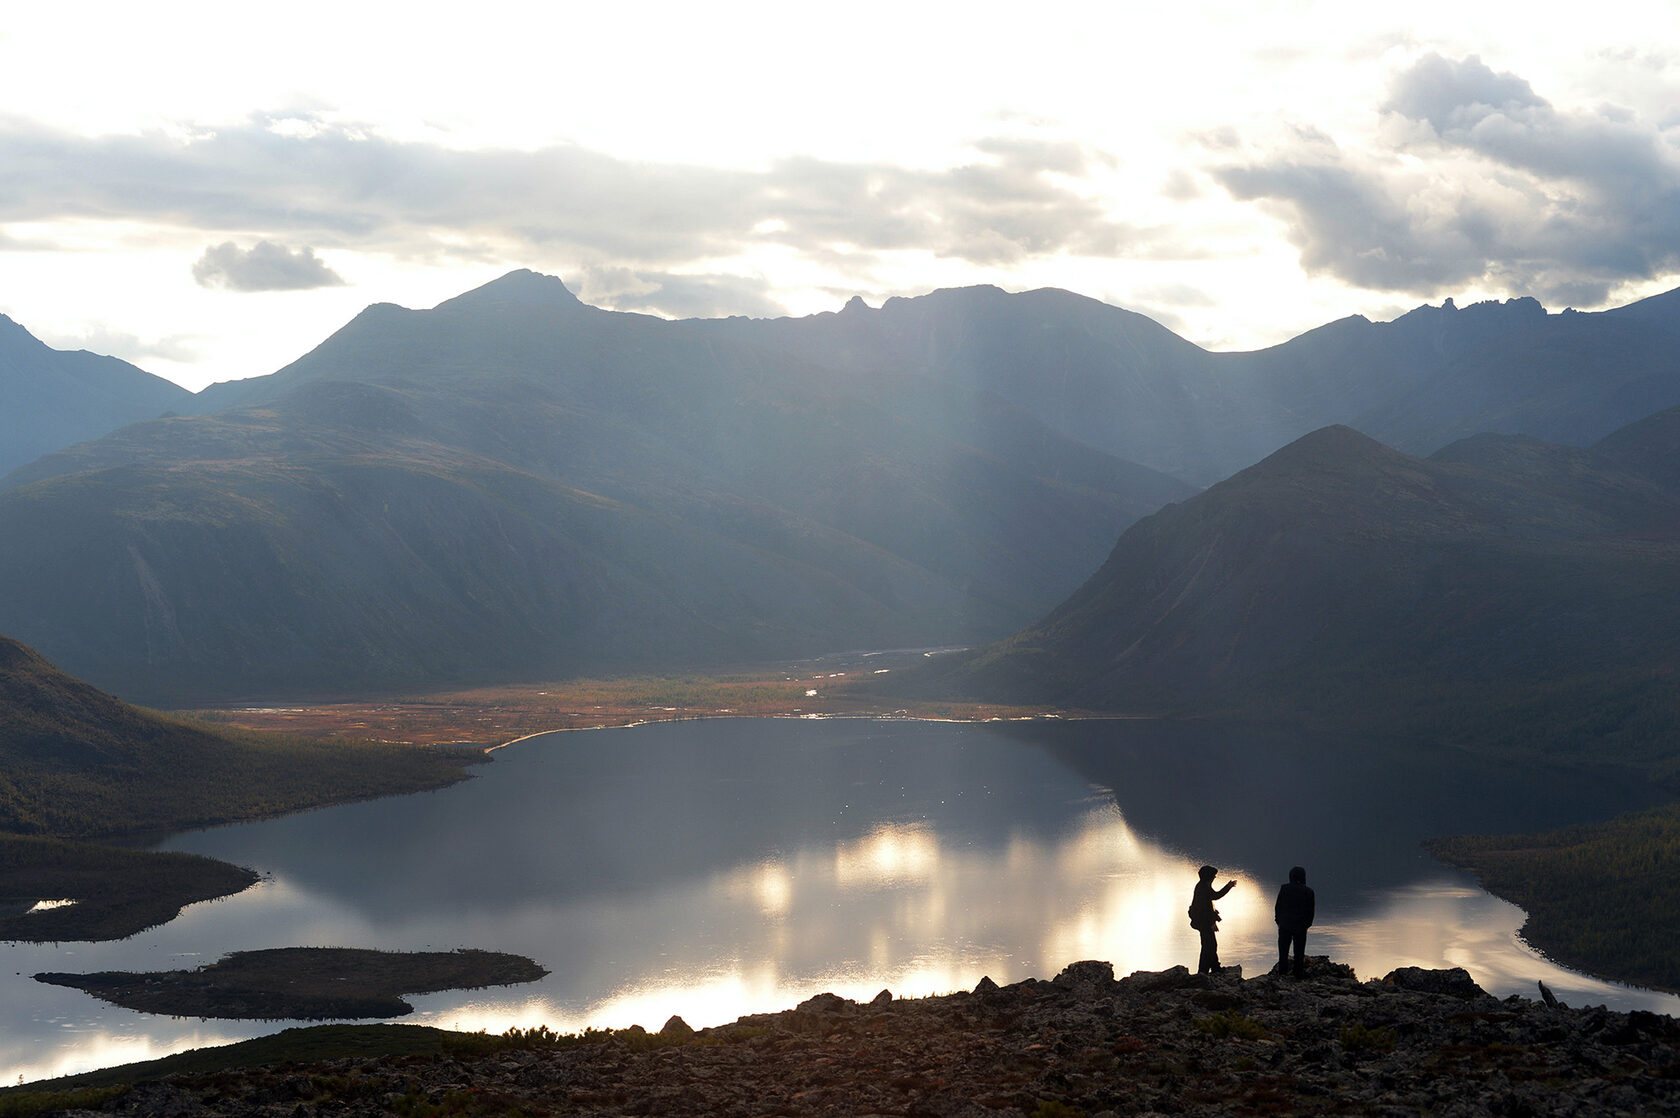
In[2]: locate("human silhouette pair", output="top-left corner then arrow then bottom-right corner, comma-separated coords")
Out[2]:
1188,865 -> 1316,977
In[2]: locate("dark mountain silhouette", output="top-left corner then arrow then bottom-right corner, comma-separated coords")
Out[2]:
928,410 -> 1680,772
0,315 -> 191,477
0,272 -> 1193,703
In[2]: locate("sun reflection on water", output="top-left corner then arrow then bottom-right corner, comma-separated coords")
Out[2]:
406,806 -> 1259,1038
11,718 -> 1680,1086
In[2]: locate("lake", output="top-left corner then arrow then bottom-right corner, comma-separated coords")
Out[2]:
4,715 -> 1677,1084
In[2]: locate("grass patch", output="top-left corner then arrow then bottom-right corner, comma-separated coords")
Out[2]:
1191,1012 -> 1267,1040
1,1024 -> 451,1093
1339,1022 -> 1397,1054
0,1086 -> 127,1117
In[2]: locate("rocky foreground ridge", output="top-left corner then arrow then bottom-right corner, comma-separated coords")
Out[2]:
50,959 -> 1680,1116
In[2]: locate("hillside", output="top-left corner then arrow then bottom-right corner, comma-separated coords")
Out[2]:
1429,800 -> 1680,994
0,273 -> 1193,704
0,314 -> 191,477
929,413 -> 1680,772
0,633 -> 480,940
0,634 -> 475,837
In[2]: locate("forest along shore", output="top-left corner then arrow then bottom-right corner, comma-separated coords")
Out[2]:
10,959 -> 1680,1116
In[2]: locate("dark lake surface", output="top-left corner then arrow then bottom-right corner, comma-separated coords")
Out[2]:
4,716 -> 1676,1083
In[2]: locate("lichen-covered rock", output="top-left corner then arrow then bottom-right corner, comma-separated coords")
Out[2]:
1052,958 -> 1116,990
1381,965 -> 1489,999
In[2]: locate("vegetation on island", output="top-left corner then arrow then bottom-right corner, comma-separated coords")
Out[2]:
0,835 -> 257,942
1427,801 -> 1680,994
34,947 -> 548,1021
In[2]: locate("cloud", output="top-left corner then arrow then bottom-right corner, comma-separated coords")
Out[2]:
192,240 -> 347,291
0,114 -> 1133,288
39,324 -> 202,365
575,267 -> 787,320
1211,53 -> 1680,306
1383,53 -> 1548,135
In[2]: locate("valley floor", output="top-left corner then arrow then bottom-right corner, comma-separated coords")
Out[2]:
178,650 -> 1059,747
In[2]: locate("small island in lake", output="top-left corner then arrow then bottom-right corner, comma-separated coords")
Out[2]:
35,946 -> 549,1020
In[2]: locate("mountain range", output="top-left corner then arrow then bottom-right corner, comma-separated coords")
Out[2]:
0,272 -> 1191,703
3,270 -> 1678,712
685,283 -> 1680,485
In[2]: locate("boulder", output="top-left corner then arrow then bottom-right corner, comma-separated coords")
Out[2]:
1380,966 -> 1488,999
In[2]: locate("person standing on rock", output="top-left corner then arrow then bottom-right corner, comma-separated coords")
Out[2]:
1274,865 -> 1316,977
1189,865 -> 1236,974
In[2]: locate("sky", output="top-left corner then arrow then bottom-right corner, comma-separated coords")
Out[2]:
2,1 -> 1678,391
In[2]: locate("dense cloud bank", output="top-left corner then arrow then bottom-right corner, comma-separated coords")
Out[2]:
1217,53 -> 1680,307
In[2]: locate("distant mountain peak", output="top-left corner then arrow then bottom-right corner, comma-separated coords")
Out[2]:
1248,424 -> 1397,472
0,312 -> 45,348
840,295 -> 872,315
434,269 -> 584,313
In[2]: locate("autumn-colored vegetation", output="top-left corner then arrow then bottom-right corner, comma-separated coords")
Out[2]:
182,659 -> 1058,746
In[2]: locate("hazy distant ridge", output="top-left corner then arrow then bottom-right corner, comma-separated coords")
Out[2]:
0,315 -> 191,477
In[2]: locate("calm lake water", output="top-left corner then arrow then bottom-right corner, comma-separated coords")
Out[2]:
4,716 -> 1678,1084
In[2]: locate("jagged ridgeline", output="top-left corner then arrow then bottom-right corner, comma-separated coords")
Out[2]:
0,272 -> 1194,704
5,270 -> 1680,706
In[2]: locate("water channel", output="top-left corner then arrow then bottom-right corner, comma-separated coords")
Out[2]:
4,716 -> 1676,1084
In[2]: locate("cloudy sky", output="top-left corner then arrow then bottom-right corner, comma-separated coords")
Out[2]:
3,2 -> 1677,390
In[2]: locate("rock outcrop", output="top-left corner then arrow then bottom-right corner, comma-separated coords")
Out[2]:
42,958 -> 1680,1115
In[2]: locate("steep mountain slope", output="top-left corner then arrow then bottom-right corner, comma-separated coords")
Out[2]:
0,315 -> 191,477
0,634 -> 472,836
0,273 -> 1193,703
933,412 -> 1680,768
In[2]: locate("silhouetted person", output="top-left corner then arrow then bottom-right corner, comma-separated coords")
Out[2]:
1274,865 -> 1315,977
1189,864 -> 1236,974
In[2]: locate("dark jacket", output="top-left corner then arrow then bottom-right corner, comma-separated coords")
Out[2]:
1274,867 -> 1315,931
1189,878 -> 1233,931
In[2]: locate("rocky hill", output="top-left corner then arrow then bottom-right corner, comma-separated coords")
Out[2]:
24,959 -> 1680,1115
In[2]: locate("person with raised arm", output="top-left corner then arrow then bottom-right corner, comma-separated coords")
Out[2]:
1189,865 -> 1237,974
